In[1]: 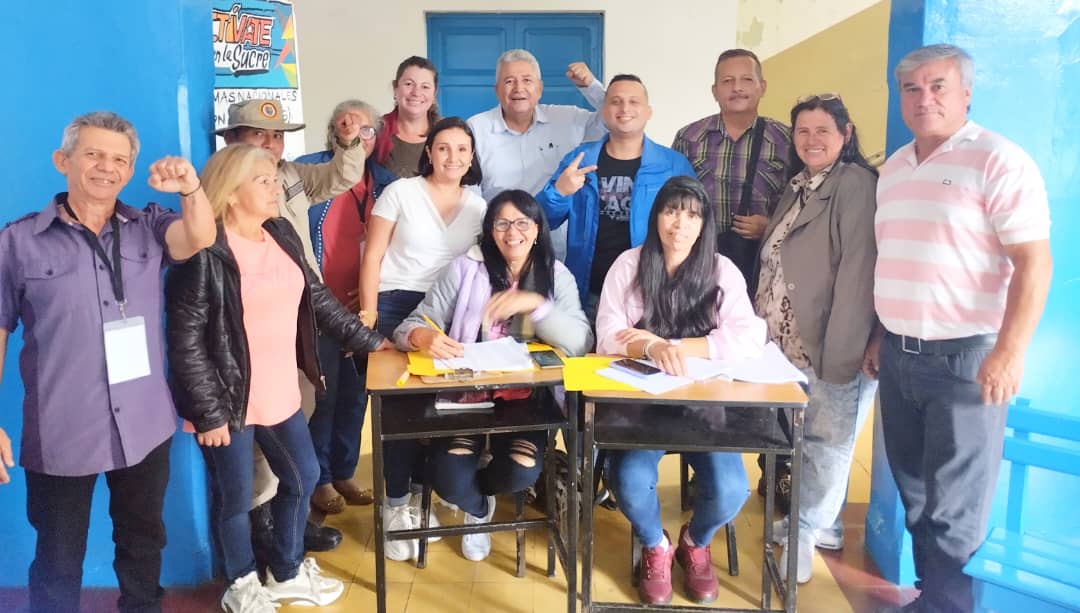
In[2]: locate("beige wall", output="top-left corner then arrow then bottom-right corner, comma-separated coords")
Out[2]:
292,1 -> 740,154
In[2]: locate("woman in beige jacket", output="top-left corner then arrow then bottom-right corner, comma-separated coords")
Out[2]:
754,94 -> 879,584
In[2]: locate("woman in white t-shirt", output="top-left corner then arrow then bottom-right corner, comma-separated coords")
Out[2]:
358,116 -> 486,561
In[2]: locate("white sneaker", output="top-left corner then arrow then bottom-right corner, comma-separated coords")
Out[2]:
461,495 -> 496,561
264,558 -> 344,606
221,571 -> 279,613
772,516 -> 845,550
408,492 -> 443,543
778,534 -> 815,584
384,502 -> 420,561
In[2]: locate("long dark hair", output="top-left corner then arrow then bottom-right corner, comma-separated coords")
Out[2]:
480,190 -> 556,297
417,117 -> 482,186
787,95 -> 878,179
634,177 -> 720,338
374,56 -> 441,165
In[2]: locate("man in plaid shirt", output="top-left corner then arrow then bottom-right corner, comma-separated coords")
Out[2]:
672,48 -> 791,288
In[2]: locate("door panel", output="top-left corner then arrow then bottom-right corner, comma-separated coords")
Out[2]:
428,13 -> 604,119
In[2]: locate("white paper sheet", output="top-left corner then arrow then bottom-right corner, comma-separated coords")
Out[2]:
434,337 -> 535,372
720,342 -> 808,384
639,357 -> 732,381
596,367 -> 692,395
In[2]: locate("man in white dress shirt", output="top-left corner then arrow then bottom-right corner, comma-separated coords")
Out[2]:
468,49 -> 607,258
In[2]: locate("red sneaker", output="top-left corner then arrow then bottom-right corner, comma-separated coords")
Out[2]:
675,523 -> 719,603
637,530 -> 674,605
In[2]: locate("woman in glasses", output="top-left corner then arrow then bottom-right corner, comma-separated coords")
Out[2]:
755,93 -> 878,584
294,99 -> 399,515
596,176 -> 766,605
393,190 -> 592,562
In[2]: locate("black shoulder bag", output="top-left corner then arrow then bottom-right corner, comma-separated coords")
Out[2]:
716,118 -> 766,294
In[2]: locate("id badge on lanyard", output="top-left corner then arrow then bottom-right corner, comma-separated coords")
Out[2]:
64,201 -> 152,385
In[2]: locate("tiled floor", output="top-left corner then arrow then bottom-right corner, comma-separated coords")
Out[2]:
0,410 -> 919,612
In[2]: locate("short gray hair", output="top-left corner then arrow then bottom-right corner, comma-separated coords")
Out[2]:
60,111 -> 140,159
895,44 -> 974,88
495,49 -> 541,81
325,99 -> 382,150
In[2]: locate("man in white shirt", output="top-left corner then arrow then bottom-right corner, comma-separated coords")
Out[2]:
468,49 -> 607,258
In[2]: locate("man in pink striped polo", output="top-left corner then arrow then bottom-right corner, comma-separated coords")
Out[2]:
863,44 -> 1052,613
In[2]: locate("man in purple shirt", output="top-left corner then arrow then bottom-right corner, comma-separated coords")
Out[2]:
0,112 -> 215,613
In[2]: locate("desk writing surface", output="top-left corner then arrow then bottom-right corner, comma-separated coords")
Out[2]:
367,350 -> 563,392
582,380 -> 807,407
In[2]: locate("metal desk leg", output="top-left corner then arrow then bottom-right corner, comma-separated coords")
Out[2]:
565,393 -> 580,613
371,393 -> 388,613
785,406 -> 805,613
545,428 -> 557,578
762,449 -> 775,610
580,400 -> 596,613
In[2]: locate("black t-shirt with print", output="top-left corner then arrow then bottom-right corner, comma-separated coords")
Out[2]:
589,147 -> 642,296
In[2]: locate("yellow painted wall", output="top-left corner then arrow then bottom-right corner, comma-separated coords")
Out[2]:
751,0 -> 892,165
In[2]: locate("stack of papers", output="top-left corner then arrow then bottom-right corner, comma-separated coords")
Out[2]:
433,337 -> 536,372
434,391 -> 495,414
596,357 -> 731,395
720,342 -> 808,384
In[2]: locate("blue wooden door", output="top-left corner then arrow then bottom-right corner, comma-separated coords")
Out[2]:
427,13 -> 604,120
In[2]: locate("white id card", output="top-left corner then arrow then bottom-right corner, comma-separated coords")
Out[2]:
103,316 -> 152,385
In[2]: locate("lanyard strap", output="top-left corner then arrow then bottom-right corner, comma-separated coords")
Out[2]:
62,202 -> 126,315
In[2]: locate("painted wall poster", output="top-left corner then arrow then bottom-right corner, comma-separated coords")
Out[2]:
212,0 -> 306,160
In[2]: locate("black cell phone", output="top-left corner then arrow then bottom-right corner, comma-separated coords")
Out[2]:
531,350 -> 564,369
610,358 -> 663,377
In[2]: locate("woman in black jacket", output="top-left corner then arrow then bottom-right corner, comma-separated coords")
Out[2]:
166,143 -> 387,612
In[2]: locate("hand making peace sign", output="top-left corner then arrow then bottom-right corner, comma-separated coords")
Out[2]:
554,152 -> 599,197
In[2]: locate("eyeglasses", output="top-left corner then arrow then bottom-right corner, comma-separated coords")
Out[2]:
492,218 -> 536,232
358,126 -> 377,140
796,92 -> 842,104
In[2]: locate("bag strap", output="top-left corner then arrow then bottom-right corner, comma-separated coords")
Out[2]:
738,118 -> 767,216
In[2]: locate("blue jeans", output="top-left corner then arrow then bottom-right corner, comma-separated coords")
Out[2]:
430,430 -> 547,517
796,369 -> 877,535
610,449 -> 749,548
308,333 -> 366,486
201,410 -> 319,583
878,332 -> 1007,613
375,290 -> 428,500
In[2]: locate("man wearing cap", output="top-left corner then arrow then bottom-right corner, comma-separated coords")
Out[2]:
0,111 -> 215,613
216,98 -> 366,556
217,98 -> 365,274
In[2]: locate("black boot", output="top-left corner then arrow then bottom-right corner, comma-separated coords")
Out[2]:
249,502 -> 274,581
304,520 -> 343,552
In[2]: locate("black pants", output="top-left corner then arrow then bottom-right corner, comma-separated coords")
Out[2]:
879,333 -> 1007,613
25,438 -> 171,613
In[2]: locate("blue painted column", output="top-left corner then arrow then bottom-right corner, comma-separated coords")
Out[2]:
867,0 -> 1080,586
0,0 -> 216,587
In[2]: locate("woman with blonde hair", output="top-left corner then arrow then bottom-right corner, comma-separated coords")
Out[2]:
166,143 -> 388,611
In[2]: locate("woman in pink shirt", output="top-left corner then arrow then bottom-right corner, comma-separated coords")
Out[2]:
595,176 -> 766,606
165,144 -> 388,612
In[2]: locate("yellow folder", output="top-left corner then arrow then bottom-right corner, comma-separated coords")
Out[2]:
561,356 -> 637,392
406,351 -> 452,376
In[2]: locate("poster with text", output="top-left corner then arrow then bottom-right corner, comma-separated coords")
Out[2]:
212,0 -> 306,160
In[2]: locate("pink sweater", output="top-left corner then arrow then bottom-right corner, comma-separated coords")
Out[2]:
595,247 -> 767,360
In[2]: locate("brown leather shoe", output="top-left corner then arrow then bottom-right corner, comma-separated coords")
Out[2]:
332,479 -> 374,506
675,523 -> 719,603
311,483 -> 346,514
637,531 -> 674,605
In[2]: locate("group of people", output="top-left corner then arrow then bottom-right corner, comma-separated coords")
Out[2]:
0,41 -> 1051,613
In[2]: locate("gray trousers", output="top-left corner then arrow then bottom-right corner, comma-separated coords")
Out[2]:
878,332 -> 1007,613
